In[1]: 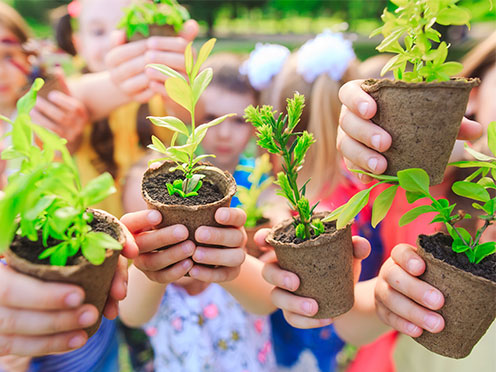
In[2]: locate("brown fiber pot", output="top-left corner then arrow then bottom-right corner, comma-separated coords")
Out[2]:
38,74 -> 68,100
129,25 -> 176,42
245,217 -> 271,258
141,161 -> 237,245
414,234 -> 496,359
4,209 -> 125,338
361,78 -> 480,185
266,213 -> 354,319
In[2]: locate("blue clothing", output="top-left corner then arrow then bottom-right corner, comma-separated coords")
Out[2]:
231,156 -> 254,208
28,318 -> 119,372
271,210 -> 384,372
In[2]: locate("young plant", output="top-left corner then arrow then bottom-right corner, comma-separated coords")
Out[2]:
147,39 -> 234,198
244,93 -> 325,240
372,0 -> 472,82
0,79 -> 121,266
325,121 -> 496,264
118,0 -> 190,39
236,153 -> 274,228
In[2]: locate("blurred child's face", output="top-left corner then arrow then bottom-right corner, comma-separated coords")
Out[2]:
0,25 -> 29,109
201,86 -> 255,171
75,0 -> 130,72
471,63 -> 496,127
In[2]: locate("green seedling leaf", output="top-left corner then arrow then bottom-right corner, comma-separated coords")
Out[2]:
192,68 -> 213,105
351,169 -> 399,182
148,116 -> 189,136
397,169 -> 430,194
185,42 -> 193,76
192,38 -> 216,78
405,191 -> 425,203
295,223 -> 307,240
450,160 -> 496,169
194,114 -> 235,143
372,185 -> 398,227
148,64 -> 186,82
474,242 -> 496,264
452,181 -> 490,202
81,173 -> 116,206
399,205 -> 436,226
437,7 -> 471,26
165,77 -> 193,114
464,143 -> 496,161
488,122 -> 496,156
337,189 -> 371,230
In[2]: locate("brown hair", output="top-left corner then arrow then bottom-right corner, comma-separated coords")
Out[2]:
461,31 -> 496,80
0,2 -> 31,44
262,52 -> 359,200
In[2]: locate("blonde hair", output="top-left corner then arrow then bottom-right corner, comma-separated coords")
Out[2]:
263,53 -> 358,200
0,2 -> 31,44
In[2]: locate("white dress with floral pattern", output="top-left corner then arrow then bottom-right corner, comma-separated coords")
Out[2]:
144,283 -> 276,372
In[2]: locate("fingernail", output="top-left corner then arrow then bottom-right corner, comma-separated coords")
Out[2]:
79,311 -> 97,327
358,101 -> 370,117
68,335 -> 86,349
406,322 -> 420,335
173,226 -> 186,239
189,267 -> 199,276
407,259 -> 423,274
283,276 -> 293,290
183,260 -> 192,269
320,318 -> 332,326
423,289 -> 443,308
424,314 -> 441,332
217,209 -> 229,223
368,157 -> 378,172
182,242 -> 194,254
302,301 -> 313,315
197,229 -> 211,242
194,249 -> 204,261
47,91 -> 56,101
147,210 -> 162,224
371,135 -> 381,150
65,292 -> 83,307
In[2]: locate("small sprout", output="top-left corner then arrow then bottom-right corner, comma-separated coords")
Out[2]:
147,39 -> 235,198
244,93 -> 321,240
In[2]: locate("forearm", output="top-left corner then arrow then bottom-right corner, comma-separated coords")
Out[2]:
68,72 -> 131,121
334,278 -> 390,345
119,265 -> 167,327
220,255 -> 276,315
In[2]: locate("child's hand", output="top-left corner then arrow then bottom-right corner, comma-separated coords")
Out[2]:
32,90 -> 88,154
120,210 -> 193,284
257,228 -> 371,329
189,207 -> 247,283
374,243 -> 445,337
337,80 -> 483,183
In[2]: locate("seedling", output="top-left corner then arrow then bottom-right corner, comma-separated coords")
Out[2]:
236,154 -> 274,228
244,93 -> 324,240
372,0 -> 473,82
0,79 -> 121,266
118,0 -> 190,39
325,121 -> 496,264
147,39 -> 234,198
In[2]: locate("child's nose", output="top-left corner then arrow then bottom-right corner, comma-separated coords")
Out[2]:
218,122 -> 233,138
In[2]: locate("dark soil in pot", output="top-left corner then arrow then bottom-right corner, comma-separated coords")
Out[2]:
129,25 -> 176,42
415,233 -> 496,359
4,209 -> 125,337
266,212 -> 354,319
245,217 -> 271,258
141,161 -> 237,246
361,78 -> 480,185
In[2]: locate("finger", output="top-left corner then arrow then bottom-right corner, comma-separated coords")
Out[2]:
351,236 -> 371,260
375,280 -> 444,333
133,89 -> 155,103
119,222 -> 139,259
262,262 -> 299,292
150,80 -> 168,97
0,266 -> 84,310
146,36 -> 188,53
192,246 -> 245,267
179,19 -> 199,41
0,331 -> 88,357
282,310 -> 333,329
390,244 -> 425,276
338,80 -> 377,119
458,117 -> 483,141
120,74 -> 150,96
375,301 -> 423,337
110,30 -> 126,48
339,106 -> 392,153
134,241 -> 195,272
31,111 -> 62,136
120,210 -> 162,234
195,226 -> 246,248
143,259 -> 193,284
383,261 -> 444,310
0,304 -> 98,336
145,50 -> 185,72
339,134 -> 388,175
189,265 -> 240,283
105,40 -> 147,68
46,91 -> 82,116
258,250 -> 276,263
135,225 -> 189,254
102,299 -> 118,321
271,287 -> 319,317
108,256 -> 128,303
254,228 -> 272,251
215,207 -> 247,228
113,55 -> 147,83
34,97 -> 66,124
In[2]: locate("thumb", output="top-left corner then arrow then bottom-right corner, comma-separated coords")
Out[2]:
110,30 -> 127,48
179,19 -> 199,42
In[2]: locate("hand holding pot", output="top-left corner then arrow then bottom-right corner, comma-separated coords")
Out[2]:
337,79 -> 483,183
374,243 -> 445,337
257,229 -> 371,329
189,207 -> 247,283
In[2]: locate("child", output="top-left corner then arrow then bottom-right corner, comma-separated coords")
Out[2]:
120,53 -> 277,372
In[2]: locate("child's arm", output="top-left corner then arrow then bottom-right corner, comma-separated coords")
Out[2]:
119,210 -> 192,327
337,80 -> 483,183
